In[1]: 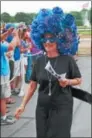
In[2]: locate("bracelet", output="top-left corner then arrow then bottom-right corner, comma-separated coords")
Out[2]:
20,104 -> 25,109
68,79 -> 72,86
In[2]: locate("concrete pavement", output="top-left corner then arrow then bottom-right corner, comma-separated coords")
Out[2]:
78,38 -> 91,56
1,56 -> 91,138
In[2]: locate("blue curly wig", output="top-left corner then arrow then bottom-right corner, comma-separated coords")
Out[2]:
31,7 -> 79,55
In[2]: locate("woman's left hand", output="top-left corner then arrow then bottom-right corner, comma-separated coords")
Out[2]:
58,79 -> 69,88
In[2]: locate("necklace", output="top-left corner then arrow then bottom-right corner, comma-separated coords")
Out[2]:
45,55 -> 58,96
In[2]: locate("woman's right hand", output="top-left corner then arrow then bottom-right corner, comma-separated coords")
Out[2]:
14,105 -> 25,120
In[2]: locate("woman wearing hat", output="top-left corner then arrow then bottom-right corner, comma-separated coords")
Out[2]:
15,7 -> 82,137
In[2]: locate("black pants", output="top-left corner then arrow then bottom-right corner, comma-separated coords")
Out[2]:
9,60 -> 14,80
36,104 -> 73,138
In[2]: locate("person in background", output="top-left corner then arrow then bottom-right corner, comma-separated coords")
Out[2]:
12,29 -> 21,95
3,23 -> 16,104
5,51 -> 15,104
0,27 -> 20,125
23,33 -> 33,83
18,28 -> 30,96
24,27 -> 43,83
11,27 -> 27,96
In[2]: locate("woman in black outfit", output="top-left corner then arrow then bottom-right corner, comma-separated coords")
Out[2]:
15,7 -> 82,137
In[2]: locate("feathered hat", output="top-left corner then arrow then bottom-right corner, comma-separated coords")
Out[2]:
31,7 -> 79,55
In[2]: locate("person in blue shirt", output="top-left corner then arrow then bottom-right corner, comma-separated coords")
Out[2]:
0,28 -> 20,125
0,43 -> 10,76
12,28 -> 29,96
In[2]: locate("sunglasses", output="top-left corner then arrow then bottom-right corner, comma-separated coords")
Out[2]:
41,37 -> 57,43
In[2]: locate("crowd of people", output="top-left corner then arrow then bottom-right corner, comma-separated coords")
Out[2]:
0,22 -> 43,125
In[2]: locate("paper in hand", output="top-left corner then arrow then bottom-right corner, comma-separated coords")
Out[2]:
45,61 -> 66,80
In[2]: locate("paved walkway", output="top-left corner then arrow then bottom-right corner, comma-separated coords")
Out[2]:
78,38 -> 91,55
1,56 -> 91,137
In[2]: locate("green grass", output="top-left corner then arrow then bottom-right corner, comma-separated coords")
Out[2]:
78,26 -> 91,29
78,30 -> 91,35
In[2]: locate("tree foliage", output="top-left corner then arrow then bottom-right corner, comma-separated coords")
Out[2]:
1,9 -> 91,26
15,12 -> 36,25
70,11 -> 83,26
1,12 -> 11,23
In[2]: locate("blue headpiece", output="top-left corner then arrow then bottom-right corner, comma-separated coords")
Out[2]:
31,7 -> 79,55
5,23 -> 16,30
5,23 -> 17,43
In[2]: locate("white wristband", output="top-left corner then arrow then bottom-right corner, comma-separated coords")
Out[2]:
68,79 -> 72,86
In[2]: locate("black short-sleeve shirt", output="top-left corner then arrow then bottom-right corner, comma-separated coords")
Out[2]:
30,55 -> 81,107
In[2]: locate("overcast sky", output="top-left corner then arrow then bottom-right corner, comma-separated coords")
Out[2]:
1,1 -> 91,16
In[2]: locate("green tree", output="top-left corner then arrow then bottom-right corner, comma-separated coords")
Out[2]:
70,11 -> 83,26
15,12 -> 27,22
10,16 -> 16,23
14,12 -> 36,24
70,11 -> 81,20
1,12 -> 11,23
26,13 -> 37,25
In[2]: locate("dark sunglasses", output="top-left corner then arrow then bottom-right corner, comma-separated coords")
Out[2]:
41,37 -> 57,43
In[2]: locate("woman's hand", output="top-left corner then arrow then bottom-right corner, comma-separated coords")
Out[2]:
7,27 -> 14,35
59,78 -> 82,87
14,105 -> 25,120
58,79 -> 70,88
6,52 -> 12,59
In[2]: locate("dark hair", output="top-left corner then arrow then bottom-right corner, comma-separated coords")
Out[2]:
18,28 -> 27,39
